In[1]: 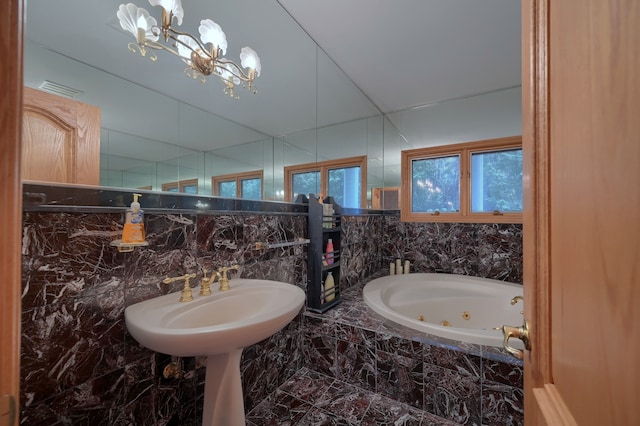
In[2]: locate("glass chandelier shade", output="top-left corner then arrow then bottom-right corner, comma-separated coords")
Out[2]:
116,0 -> 261,98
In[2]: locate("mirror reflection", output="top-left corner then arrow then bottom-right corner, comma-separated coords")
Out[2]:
23,0 -> 521,208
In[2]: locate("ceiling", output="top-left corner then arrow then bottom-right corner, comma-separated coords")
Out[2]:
24,0 -> 521,143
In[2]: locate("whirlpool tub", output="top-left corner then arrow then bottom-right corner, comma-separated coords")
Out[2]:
363,273 -> 524,347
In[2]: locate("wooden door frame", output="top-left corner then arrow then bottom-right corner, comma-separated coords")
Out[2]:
1,0 -> 24,425
523,0 -> 577,423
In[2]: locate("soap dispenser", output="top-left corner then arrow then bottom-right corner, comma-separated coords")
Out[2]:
122,193 -> 145,243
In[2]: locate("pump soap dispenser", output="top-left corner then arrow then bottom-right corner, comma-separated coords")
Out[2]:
122,193 -> 146,243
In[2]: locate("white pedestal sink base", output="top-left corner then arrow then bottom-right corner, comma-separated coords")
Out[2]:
202,349 -> 245,426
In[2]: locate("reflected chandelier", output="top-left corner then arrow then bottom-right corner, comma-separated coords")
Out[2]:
116,0 -> 261,99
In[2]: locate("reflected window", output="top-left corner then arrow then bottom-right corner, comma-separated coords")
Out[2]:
328,166 -> 361,208
162,178 -> 199,193
212,170 -> 263,200
411,155 -> 460,213
218,181 -> 237,198
401,136 -> 522,223
292,171 -> 320,201
285,156 -> 366,208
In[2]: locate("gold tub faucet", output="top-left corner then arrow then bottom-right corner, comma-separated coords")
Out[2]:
510,295 -> 524,305
162,273 -> 197,302
217,264 -> 240,291
200,269 -> 222,296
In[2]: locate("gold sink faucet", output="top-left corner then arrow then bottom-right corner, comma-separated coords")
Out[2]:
162,273 -> 197,302
217,264 -> 240,291
200,269 -> 222,296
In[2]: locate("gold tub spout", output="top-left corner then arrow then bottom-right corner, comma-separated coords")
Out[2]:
510,295 -> 524,305
200,269 -> 222,296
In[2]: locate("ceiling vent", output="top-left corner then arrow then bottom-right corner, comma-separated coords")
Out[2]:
38,80 -> 84,99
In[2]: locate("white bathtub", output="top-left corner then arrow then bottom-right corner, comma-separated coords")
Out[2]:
363,273 -> 524,347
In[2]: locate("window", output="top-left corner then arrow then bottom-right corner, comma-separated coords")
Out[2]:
401,136 -> 522,223
212,170 -> 263,200
284,156 -> 367,208
162,178 -> 199,194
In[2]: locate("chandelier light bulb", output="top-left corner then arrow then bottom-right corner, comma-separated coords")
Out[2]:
148,0 -> 184,25
240,47 -> 261,76
199,19 -> 227,56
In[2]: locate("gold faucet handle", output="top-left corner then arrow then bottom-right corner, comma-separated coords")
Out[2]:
162,273 -> 196,302
216,264 -> 240,291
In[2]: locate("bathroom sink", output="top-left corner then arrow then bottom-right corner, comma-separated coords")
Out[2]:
125,279 -> 305,357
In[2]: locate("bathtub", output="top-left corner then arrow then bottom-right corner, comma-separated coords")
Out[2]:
363,273 -> 524,347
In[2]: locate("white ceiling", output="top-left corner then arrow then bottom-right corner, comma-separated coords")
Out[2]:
24,0 -> 520,141
277,0 -> 522,114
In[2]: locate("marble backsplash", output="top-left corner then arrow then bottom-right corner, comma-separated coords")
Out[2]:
20,187 -> 522,424
21,209 -> 308,425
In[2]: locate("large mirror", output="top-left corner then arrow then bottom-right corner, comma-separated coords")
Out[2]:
23,0 -> 521,207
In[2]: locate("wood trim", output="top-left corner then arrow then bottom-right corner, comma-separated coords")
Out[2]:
161,178 -> 199,193
284,155 -> 367,207
400,136 -> 523,223
0,0 -> 24,424
212,170 -> 264,197
532,385 -> 578,426
371,186 -> 401,209
523,0 -> 553,424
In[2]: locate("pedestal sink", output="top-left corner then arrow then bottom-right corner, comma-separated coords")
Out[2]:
124,279 -> 305,426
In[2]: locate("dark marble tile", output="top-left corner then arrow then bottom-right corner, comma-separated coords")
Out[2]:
376,332 -> 423,359
481,356 -> 524,388
279,368 -> 335,403
423,345 -> 482,378
21,296 -> 126,406
423,365 -> 481,425
476,224 -> 523,283
314,382 -> 372,424
302,334 -> 337,378
297,407 -> 356,425
377,351 -> 424,409
335,340 -> 376,392
481,381 -> 524,426
360,393 -> 423,425
245,389 -> 312,426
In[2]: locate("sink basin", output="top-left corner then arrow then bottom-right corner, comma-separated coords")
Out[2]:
125,279 -> 305,357
124,278 -> 305,426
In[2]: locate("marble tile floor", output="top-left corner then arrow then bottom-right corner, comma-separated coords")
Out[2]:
245,367 -> 461,426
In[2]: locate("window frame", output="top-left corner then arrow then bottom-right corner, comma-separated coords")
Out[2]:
212,170 -> 264,199
161,178 -> 199,194
401,136 -> 522,223
284,155 -> 367,207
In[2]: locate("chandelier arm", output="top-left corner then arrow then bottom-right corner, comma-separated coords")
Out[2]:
166,27 -> 215,60
140,38 -> 183,57
216,58 -> 252,82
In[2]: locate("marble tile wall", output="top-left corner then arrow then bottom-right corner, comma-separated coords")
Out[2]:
302,284 -> 524,426
20,196 -> 523,425
341,214 -> 523,290
20,210 -> 307,425
311,213 -> 524,425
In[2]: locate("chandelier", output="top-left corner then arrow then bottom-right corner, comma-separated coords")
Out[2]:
116,0 -> 261,99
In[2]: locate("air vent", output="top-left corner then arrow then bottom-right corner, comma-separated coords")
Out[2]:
38,80 -> 84,98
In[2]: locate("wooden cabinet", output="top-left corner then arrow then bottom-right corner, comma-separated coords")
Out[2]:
22,87 -> 101,185
298,194 -> 342,312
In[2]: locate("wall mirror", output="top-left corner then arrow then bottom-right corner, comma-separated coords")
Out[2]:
23,0 -> 521,208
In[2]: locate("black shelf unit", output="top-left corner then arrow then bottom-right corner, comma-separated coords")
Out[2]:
297,194 -> 342,312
